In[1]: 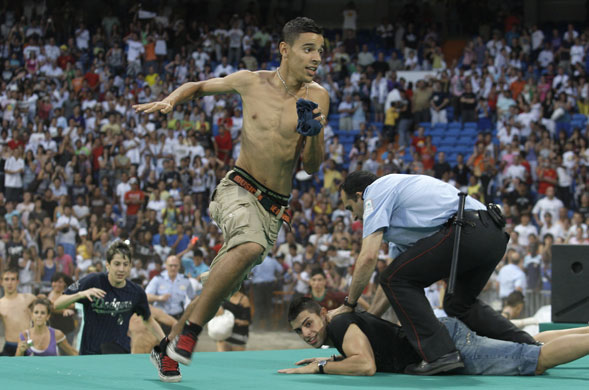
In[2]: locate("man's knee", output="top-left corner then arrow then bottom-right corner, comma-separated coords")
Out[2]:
379,267 -> 401,289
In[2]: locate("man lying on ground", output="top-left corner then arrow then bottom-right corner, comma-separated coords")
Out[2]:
278,297 -> 589,376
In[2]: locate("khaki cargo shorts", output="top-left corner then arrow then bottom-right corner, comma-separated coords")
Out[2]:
200,175 -> 284,296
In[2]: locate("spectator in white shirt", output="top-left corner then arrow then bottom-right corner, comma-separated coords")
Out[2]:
514,214 -> 538,247
497,250 -> 527,300
567,212 -> 588,240
531,25 -> 544,52
44,37 -> 60,62
540,212 -> 565,241
214,56 -> 235,78
357,44 -> 375,67
570,38 -> 585,66
537,42 -> 554,68
75,23 -> 90,51
4,146 -> 25,203
532,186 -> 565,227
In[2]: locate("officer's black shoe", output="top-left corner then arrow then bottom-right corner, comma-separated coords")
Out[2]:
404,351 -> 464,376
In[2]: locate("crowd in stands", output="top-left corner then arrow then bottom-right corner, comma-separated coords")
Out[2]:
1,1 -> 588,352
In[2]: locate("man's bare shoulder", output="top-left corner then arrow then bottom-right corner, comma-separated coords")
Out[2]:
309,81 -> 330,102
309,80 -> 328,95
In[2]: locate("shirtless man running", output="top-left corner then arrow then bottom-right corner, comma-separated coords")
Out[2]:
0,269 -> 36,356
134,17 -> 328,382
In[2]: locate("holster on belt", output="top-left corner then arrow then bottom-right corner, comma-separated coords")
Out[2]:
486,203 -> 506,228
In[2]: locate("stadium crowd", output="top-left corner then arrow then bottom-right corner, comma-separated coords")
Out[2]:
1,0 -> 588,354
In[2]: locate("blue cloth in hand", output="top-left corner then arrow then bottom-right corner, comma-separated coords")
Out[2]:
296,98 -> 323,136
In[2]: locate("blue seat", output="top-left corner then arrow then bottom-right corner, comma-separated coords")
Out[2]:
445,128 -> 461,137
456,137 -> 472,147
433,122 -> 447,130
556,121 -> 572,136
572,113 -> 587,123
463,122 -> 477,129
431,128 -> 445,136
571,120 -> 585,130
448,121 -> 462,129
440,137 -> 458,146
419,122 -> 432,130
462,128 -> 478,137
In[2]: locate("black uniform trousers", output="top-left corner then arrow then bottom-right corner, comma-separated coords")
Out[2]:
379,209 -> 536,362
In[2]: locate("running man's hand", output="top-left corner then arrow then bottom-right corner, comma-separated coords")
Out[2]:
133,100 -> 174,114
79,288 -> 106,302
312,107 -> 327,128
327,305 -> 353,322
295,357 -> 331,366
159,293 -> 171,302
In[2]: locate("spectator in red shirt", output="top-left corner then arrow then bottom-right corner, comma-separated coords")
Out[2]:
84,64 -> 100,90
213,124 -> 233,164
536,156 -> 558,195
124,177 -> 145,232
411,126 -> 426,155
55,244 -> 74,277
419,136 -> 437,172
57,45 -> 75,70
305,268 -> 369,311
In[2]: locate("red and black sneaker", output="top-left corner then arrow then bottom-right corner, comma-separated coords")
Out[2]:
166,332 -> 197,366
150,345 -> 182,383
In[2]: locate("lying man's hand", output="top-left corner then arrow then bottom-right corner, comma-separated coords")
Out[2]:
278,361 -> 320,374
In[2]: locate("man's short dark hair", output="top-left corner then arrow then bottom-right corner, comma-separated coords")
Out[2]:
505,291 -> 525,307
50,272 -> 73,286
106,240 -> 132,264
2,268 -> 19,279
340,170 -> 378,197
282,17 -> 323,45
310,267 -> 326,279
288,296 -> 322,323
193,248 -> 203,258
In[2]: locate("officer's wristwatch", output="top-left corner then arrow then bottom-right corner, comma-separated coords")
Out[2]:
343,296 -> 357,309
317,359 -> 328,374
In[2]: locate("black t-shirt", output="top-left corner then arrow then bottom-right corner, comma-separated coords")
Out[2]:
433,161 -> 451,179
64,272 -> 151,355
578,206 -> 589,222
6,240 -> 24,268
41,199 -> 58,218
452,163 -> 471,186
508,190 -> 533,213
430,91 -> 448,109
327,312 -> 420,373
460,92 -> 477,110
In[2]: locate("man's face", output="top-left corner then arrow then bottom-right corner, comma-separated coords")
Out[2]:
51,277 -> 67,293
290,309 -> 328,348
107,253 -> 131,285
309,273 -> 327,292
2,272 -> 19,294
341,190 -> 364,221
166,256 -> 181,278
282,32 -> 324,83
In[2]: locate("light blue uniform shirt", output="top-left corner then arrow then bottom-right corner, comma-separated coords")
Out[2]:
145,270 -> 196,316
251,256 -> 283,284
362,174 -> 486,258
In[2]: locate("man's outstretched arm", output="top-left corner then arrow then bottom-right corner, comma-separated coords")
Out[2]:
133,70 -> 255,114
278,324 -> 376,376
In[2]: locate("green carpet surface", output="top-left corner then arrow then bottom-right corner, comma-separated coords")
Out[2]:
539,322 -> 588,332
2,348 -> 589,390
